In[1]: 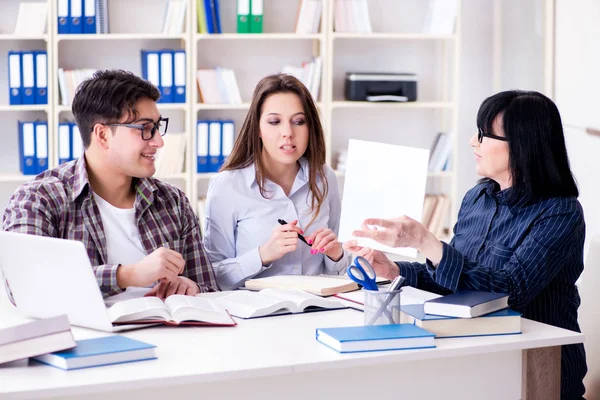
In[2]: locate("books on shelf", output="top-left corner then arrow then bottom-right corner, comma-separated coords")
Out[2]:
282,56 -> 322,101
162,0 -> 187,35
295,0 -> 323,34
428,132 -> 452,172
0,315 -> 75,365
204,288 -> 347,319
333,0 -> 372,33
13,1 -> 48,36
106,295 -> 237,326
244,274 -> 387,296
32,335 -> 156,370
422,194 -> 450,239
196,68 -> 242,105
197,0 -> 222,34
316,324 -> 436,353
57,68 -> 96,106
401,304 -> 522,338
424,291 -> 510,318
424,0 -> 458,35
155,132 -> 186,177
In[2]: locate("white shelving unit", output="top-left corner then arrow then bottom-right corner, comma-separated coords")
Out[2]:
0,0 -> 461,236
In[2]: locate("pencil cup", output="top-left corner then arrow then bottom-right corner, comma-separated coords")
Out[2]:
363,289 -> 401,326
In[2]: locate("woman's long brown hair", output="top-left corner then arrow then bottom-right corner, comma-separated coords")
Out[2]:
221,73 -> 328,228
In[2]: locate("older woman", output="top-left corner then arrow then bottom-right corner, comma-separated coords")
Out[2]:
346,90 -> 587,399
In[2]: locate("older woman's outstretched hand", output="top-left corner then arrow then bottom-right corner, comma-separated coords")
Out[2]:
352,216 -> 444,265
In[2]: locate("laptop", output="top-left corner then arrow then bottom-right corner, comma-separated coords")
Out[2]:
0,231 -> 146,332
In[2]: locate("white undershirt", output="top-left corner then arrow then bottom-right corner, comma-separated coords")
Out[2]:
92,192 -> 147,266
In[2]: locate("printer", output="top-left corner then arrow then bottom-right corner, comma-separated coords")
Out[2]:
344,72 -> 418,102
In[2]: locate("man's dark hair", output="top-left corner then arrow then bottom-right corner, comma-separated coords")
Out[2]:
477,90 -> 578,200
72,69 -> 160,149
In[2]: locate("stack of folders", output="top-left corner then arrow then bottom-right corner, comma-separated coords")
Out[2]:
428,132 -> 452,172
333,0 -> 372,33
316,324 -> 436,353
32,335 -> 157,370
12,1 -> 48,36
196,120 -> 235,173
0,315 -> 75,365
236,0 -> 264,33
196,68 -> 242,105
141,50 -> 187,104
282,57 -> 322,101
162,0 -> 187,35
57,0 -> 109,34
18,121 -> 48,175
197,0 -> 223,34
422,194 -> 450,240
58,122 -> 84,165
57,68 -> 96,106
8,51 -> 48,105
154,133 -> 187,177
295,0 -> 323,34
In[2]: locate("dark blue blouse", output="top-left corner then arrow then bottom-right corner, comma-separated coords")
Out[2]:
398,181 -> 587,399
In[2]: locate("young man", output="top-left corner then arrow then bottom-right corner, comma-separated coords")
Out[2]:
2,69 -> 219,298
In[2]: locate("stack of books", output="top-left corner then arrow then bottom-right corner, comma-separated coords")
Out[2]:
197,0 -> 224,34
428,132 -> 452,172
282,57 -> 322,101
162,0 -> 187,35
333,0 -> 371,33
196,68 -> 242,105
295,0 -> 323,34
57,68 -> 96,106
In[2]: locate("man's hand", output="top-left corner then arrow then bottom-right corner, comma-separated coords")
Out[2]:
116,247 -> 185,289
144,276 -> 200,300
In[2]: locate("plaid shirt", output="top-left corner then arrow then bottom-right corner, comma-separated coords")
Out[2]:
2,157 -> 219,296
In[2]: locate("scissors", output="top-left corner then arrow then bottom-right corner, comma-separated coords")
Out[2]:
346,256 -> 378,291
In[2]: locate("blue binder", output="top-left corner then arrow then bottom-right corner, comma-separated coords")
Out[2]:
204,0 -> 215,33
173,50 -> 186,103
71,123 -> 83,160
208,121 -> 222,172
196,121 -> 209,173
34,51 -> 48,105
213,0 -> 222,33
141,50 -> 161,91
20,52 -> 36,105
57,0 -> 69,34
158,50 -> 173,103
69,0 -> 83,34
35,122 -> 49,174
8,51 -> 22,105
220,120 -> 235,167
58,123 -> 72,164
18,121 -> 37,175
83,0 -> 96,34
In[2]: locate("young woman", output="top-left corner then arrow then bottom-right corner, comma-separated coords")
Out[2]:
203,74 -> 351,291
345,90 -> 587,399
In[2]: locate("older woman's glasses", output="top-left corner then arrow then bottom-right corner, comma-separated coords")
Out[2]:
478,128 -> 508,143
104,118 -> 169,141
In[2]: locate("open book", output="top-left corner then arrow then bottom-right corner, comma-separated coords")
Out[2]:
244,274 -> 389,296
207,288 -> 348,319
107,295 -> 236,326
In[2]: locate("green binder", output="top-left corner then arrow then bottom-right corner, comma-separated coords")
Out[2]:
197,0 -> 208,33
237,0 -> 250,33
250,0 -> 263,34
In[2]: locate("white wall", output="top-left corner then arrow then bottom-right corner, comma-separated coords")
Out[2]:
555,1 -> 600,397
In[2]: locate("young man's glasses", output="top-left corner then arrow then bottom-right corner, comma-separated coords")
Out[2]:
478,128 -> 508,143
104,117 -> 169,141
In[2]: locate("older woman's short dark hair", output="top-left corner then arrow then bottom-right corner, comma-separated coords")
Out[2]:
476,90 -> 578,200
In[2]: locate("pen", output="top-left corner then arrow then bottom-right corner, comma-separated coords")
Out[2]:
277,219 -> 310,246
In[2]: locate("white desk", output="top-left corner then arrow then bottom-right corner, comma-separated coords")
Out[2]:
0,297 -> 584,400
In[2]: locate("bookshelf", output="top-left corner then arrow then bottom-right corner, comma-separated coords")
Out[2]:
0,0 -> 460,238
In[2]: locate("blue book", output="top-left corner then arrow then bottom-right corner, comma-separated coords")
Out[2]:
423,291 -> 509,318
32,335 -> 157,370
316,324 -> 436,353
401,304 -> 521,338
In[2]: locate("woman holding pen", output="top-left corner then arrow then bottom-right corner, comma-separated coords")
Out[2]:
203,74 -> 351,291
345,90 -> 587,399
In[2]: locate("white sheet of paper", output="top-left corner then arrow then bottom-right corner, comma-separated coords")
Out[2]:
338,139 -> 430,257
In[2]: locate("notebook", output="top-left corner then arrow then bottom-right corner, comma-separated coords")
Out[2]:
423,291 -> 509,318
207,288 -> 347,319
401,304 -> 521,338
32,335 -> 156,370
316,324 -> 436,353
244,274 -> 388,296
0,315 -> 75,365
107,295 -> 236,326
